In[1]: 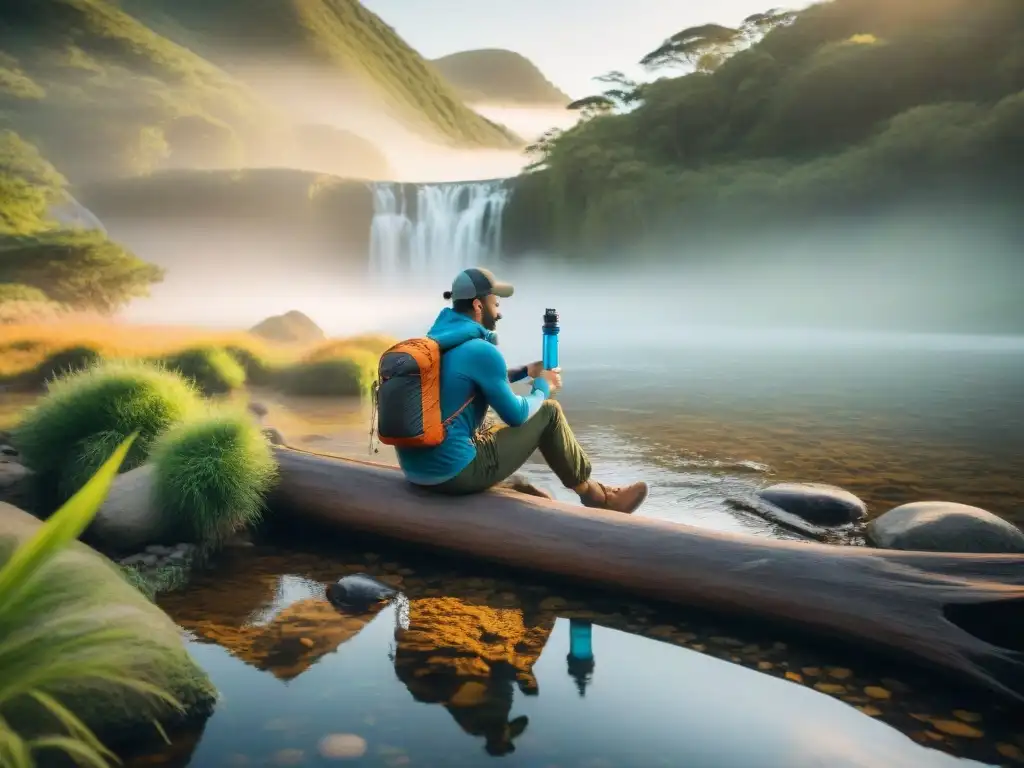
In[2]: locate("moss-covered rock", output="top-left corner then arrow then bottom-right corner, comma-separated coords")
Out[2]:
150,409 -> 277,546
12,360 -> 202,511
0,502 -> 216,751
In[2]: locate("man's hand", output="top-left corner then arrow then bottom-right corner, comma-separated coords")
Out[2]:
526,361 -> 544,379
537,368 -> 561,395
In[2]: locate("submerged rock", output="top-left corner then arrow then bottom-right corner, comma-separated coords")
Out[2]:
0,502 -> 216,747
757,482 -> 867,526
867,501 -> 1024,553
326,572 -> 398,611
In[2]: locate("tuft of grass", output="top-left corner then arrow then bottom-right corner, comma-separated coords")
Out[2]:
160,346 -> 246,395
150,409 -> 277,546
276,351 -> 377,397
12,360 -> 201,508
0,433 -> 184,768
14,345 -> 102,390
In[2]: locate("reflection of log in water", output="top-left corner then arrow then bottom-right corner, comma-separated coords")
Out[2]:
393,596 -> 555,756
271,447 -> 1024,704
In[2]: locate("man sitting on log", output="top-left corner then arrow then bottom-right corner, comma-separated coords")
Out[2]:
375,267 -> 648,513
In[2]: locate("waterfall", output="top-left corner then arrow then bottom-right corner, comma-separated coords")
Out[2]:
368,180 -> 509,281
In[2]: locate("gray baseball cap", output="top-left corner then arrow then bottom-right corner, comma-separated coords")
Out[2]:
446,267 -> 515,301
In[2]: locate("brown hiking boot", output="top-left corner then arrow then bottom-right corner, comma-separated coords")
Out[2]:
578,480 -> 649,514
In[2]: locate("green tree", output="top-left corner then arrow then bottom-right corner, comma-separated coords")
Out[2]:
524,128 -> 564,171
640,10 -> 796,74
0,230 -> 165,313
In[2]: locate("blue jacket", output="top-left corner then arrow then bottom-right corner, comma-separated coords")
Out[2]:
395,308 -> 550,485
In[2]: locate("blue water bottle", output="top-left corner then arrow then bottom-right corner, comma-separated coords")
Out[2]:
566,618 -> 595,697
542,308 -> 559,370
568,618 -> 593,660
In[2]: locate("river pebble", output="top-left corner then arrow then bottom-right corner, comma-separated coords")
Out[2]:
318,734 -> 367,759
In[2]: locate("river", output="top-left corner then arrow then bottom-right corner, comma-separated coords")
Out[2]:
97,329 -> 1023,767
6,317 -> 1024,765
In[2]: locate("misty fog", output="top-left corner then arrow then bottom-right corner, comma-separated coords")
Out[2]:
218,59 -> 578,181
108,190 -> 1024,360
63,59 -> 1022,349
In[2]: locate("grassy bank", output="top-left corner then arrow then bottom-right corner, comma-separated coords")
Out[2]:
0,321 -> 391,399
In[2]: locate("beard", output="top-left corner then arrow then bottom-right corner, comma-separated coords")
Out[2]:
481,306 -> 501,331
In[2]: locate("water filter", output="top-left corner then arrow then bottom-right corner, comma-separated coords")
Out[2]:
568,618 -> 594,660
542,308 -> 560,370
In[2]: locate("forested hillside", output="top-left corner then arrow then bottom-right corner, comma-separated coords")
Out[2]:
119,0 -> 521,148
505,0 -> 1024,254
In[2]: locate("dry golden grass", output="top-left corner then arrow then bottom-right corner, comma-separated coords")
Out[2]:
303,333 -> 395,362
0,319 -> 393,379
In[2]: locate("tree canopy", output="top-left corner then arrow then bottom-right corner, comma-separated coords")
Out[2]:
505,0 -> 1024,256
0,130 -> 164,313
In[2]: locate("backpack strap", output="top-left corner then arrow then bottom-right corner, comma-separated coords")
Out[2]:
442,393 -> 475,427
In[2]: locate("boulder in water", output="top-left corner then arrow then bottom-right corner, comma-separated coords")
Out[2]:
250,310 -> 325,344
867,501 -> 1024,553
326,572 -> 398,611
756,482 -> 867,526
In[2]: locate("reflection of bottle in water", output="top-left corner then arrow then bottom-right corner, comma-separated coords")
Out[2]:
566,619 -> 595,697
542,308 -> 559,371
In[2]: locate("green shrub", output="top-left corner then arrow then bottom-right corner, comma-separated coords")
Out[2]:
161,346 -> 246,395
150,409 -> 277,546
276,354 -> 376,397
12,360 -> 201,508
20,345 -> 102,388
223,344 -> 276,386
0,434 -> 182,768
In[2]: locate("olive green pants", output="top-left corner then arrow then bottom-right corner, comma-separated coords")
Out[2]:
433,400 -> 592,495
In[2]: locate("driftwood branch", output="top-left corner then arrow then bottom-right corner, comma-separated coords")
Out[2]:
270,446 -> 1024,703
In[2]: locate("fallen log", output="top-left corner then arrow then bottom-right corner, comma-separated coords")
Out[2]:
270,446 -> 1024,704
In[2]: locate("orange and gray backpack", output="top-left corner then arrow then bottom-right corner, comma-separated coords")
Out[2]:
370,337 -> 474,450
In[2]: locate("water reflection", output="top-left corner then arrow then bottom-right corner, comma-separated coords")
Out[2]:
392,595 -> 554,756
138,547 -> 1024,767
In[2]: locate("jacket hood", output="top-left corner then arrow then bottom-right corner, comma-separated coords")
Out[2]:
427,307 -> 497,351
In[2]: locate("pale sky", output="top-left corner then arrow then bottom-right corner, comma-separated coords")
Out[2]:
362,0 -> 815,99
